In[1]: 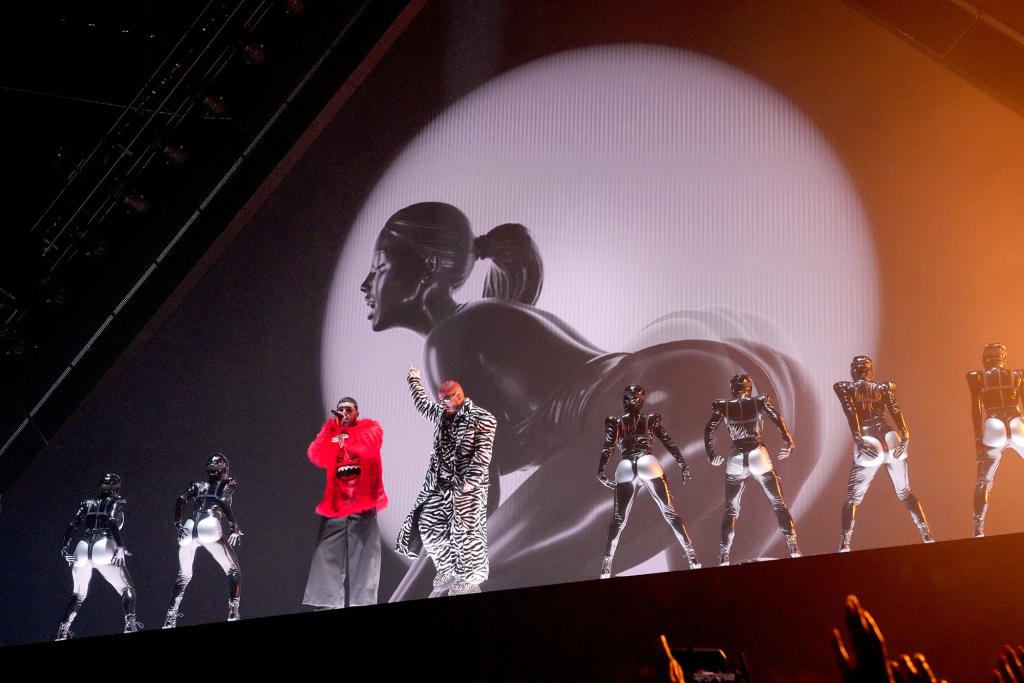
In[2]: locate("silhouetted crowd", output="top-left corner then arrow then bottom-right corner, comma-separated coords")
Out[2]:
661,594 -> 1023,682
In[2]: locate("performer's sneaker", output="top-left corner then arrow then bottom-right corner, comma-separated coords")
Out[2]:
432,571 -> 456,591
448,579 -> 481,596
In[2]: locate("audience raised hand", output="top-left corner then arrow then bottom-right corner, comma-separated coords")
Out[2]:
833,595 -> 946,683
890,652 -> 946,683
994,645 -> 1024,683
833,595 -> 892,683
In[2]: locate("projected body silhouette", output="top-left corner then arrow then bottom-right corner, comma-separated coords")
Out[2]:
360,202 -> 811,597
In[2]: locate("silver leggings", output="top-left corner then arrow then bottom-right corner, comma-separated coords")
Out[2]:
721,447 -> 795,554
603,454 -> 697,566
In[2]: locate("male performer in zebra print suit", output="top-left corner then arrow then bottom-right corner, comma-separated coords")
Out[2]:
396,365 -> 497,596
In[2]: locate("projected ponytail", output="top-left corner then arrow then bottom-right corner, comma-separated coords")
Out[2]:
382,203 -> 544,305
473,223 -> 544,305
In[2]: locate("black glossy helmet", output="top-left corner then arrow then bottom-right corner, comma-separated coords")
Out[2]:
983,343 -> 1007,369
207,453 -> 229,478
730,373 -> 753,397
850,355 -> 873,380
100,472 -> 122,493
623,384 -> 646,411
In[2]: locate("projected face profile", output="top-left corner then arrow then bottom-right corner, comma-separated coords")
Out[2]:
360,246 -> 414,332
323,44 -> 879,597
359,203 -> 475,334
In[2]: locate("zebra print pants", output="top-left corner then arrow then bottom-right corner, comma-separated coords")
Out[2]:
418,486 -> 489,584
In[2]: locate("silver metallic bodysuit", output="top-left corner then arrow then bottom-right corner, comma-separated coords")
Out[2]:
967,346 -> 1024,536
56,478 -> 138,640
596,385 -> 699,578
163,459 -> 242,628
704,384 -> 799,566
834,357 -> 932,552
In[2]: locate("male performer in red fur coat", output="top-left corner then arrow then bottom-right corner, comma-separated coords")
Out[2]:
303,397 -> 388,608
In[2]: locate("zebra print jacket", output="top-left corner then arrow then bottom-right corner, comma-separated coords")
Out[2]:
395,377 -> 496,578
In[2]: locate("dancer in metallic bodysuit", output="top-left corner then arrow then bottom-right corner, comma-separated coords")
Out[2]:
162,453 -> 243,627
597,384 -> 699,578
56,473 -> 138,640
704,373 -> 800,566
834,356 -> 933,552
967,342 -> 1024,537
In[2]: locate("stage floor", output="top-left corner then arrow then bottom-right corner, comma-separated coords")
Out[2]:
8,533 -> 1022,681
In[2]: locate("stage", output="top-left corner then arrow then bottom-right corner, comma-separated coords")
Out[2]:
8,533 -> 1021,681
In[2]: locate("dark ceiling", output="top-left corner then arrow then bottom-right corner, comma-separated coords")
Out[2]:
3,2 -> 206,225
0,0 -> 413,490
1,1 -> 284,379
845,0 -> 1024,115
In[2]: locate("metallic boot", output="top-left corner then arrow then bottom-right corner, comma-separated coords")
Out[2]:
684,543 -> 701,570
718,544 -> 731,567
903,496 -> 933,544
227,598 -> 241,622
973,514 -> 986,538
838,529 -> 853,553
162,609 -> 181,629
599,555 -> 613,579
784,532 -> 802,558
123,614 -> 141,633
55,621 -> 73,641
56,595 -> 83,641
163,592 -> 184,629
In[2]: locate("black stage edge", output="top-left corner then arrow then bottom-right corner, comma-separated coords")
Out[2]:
7,534 -> 1022,682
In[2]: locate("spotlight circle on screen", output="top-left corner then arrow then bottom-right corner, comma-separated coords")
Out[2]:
323,44 -> 877,568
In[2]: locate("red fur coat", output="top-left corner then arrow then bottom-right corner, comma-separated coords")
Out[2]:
308,417 -> 388,517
